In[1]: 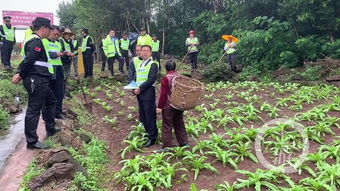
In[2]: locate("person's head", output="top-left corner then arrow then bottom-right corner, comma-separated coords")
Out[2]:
227,37 -> 233,43
3,16 -> 11,24
165,60 -> 176,72
70,34 -> 75,40
48,25 -> 61,41
141,45 -> 152,60
140,28 -> 146,36
109,30 -> 116,38
135,45 -> 142,57
189,30 -> 195,38
63,28 -> 73,40
32,17 -> 52,38
123,33 -> 128,39
81,28 -> 88,37
152,35 -> 157,41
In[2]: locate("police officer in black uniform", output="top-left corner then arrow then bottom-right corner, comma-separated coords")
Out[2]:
0,16 -> 16,70
12,17 -> 61,149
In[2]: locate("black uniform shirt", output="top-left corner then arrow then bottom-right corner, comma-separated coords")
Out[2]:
18,34 -> 50,78
83,35 -> 95,54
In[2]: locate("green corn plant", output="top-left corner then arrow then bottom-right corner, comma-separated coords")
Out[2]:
218,115 -> 234,127
314,162 -> 340,190
118,90 -> 126,97
185,121 -> 201,138
235,169 -> 279,191
319,144 -> 340,163
128,123 -> 146,139
117,155 -> 144,179
199,118 -> 214,133
120,136 -> 145,159
299,177 -> 335,191
243,126 -> 258,140
209,133 -> 229,148
305,152 -> 327,166
183,155 -> 218,181
287,158 -> 316,177
94,86 -> 102,91
215,181 -> 237,191
225,94 -> 233,100
276,97 -> 292,107
152,162 -> 188,189
206,145 -> 238,169
93,98 -> 102,104
167,145 -> 192,161
230,141 -> 258,163
102,115 -> 117,126
192,140 -> 213,155
226,128 -> 251,144
194,104 -> 206,112
124,173 -> 154,191
204,93 -> 214,99
128,106 -> 138,112
127,114 -> 134,121
105,90 -> 113,99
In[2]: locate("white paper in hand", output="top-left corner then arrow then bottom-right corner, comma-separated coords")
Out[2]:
124,81 -> 139,90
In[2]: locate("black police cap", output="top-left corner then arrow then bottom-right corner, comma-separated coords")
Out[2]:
140,28 -> 146,31
32,17 -> 52,29
3,16 -> 11,20
81,28 -> 88,33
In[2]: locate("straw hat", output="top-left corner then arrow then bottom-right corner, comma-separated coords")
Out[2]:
63,28 -> 73,35
222,35 -> 238,42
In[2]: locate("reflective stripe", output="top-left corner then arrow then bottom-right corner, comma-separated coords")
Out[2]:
34,61 -> 52,68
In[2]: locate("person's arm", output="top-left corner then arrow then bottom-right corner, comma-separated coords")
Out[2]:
18,39 -> 43,78
102,40 -> 108,56
0,26 -> 4,41
13,27 -> 16,44
185,38 -> 190,46
128,60 -> 136,82
157,76 -> 169,109
139,62 -> 158,92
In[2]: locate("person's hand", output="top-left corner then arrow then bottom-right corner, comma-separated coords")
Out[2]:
70,53 -> 75,58
156,108 -> 162,114
12,74 -> 21,84
57,52 -> 63,57
133,88 -> 141,95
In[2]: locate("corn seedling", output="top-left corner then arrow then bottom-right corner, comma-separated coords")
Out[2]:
120,136 -> 145,159
183,155 -> 218,181
230,141 -> 259,163
102,115 -> 117,126
215,181 -> 237,191
206,145 -> 238,169
235,169 -> 279,191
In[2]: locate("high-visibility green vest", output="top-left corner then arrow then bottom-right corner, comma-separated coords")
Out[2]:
137,35 -> 152,47
24,34 -> 54,74
225,42 -> 237,54
2,25 -> 15,42
60,38 -> 71,53
81,35 -> 94,52
73,40 -> 78,55
21,28 -> 33,57
120,38 -> 130,51
135,58 -> 157,85
42,39 -> 62,66
151,40 -> 160,52
102,35 -> 121,57
186,37 -> 199,52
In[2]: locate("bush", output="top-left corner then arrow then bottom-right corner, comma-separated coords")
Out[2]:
202,61 -> 234,82
0,106 -> 9,131
299,66 -> 323,81
0,79 -> 27,106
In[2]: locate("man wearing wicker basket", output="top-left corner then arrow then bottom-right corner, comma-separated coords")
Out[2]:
156,60 -> 189,150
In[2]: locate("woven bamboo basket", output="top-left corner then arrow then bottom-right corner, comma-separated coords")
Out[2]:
170,75 -> 204,111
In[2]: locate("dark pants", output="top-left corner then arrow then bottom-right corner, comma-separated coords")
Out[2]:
107,54 -> 124,75
161,108 -> 188,148
188,52 -> 198,70
137,97 -> 158,141
50,66 -> 64,117
227,53 -> 237,72
121,50 -> 130,71
83,52 -> 93,77
1,40 -> 14,67
23,75 -> 56,144
152,52 -> 161,71
101,53 -> 107,71
62,58 -> 72,78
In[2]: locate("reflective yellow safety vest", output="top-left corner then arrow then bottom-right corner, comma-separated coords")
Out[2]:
135,58 -> 157,85
137,34 -> 152,47
2,25 -> 15,42
120,38 -> 130,51
42,39 -> 62,66
21,28 -> 34,57
151,40 -> 160,52
81,35 -> 94,52
102,35 -> 121,57
73,40 -> 78,55
224,42 -> 237,54
24,34 -> 54,74
186,37 -> 199,52
59,38 -> 71,53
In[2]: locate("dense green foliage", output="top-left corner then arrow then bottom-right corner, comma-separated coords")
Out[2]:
58,0 -> 340,80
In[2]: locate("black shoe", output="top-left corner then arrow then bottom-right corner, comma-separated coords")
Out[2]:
47,127 -> 61,137
180,143 -> 190,147
27,141 -> 49,149
56,113 -> 66,120
142,139 -> 156,148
